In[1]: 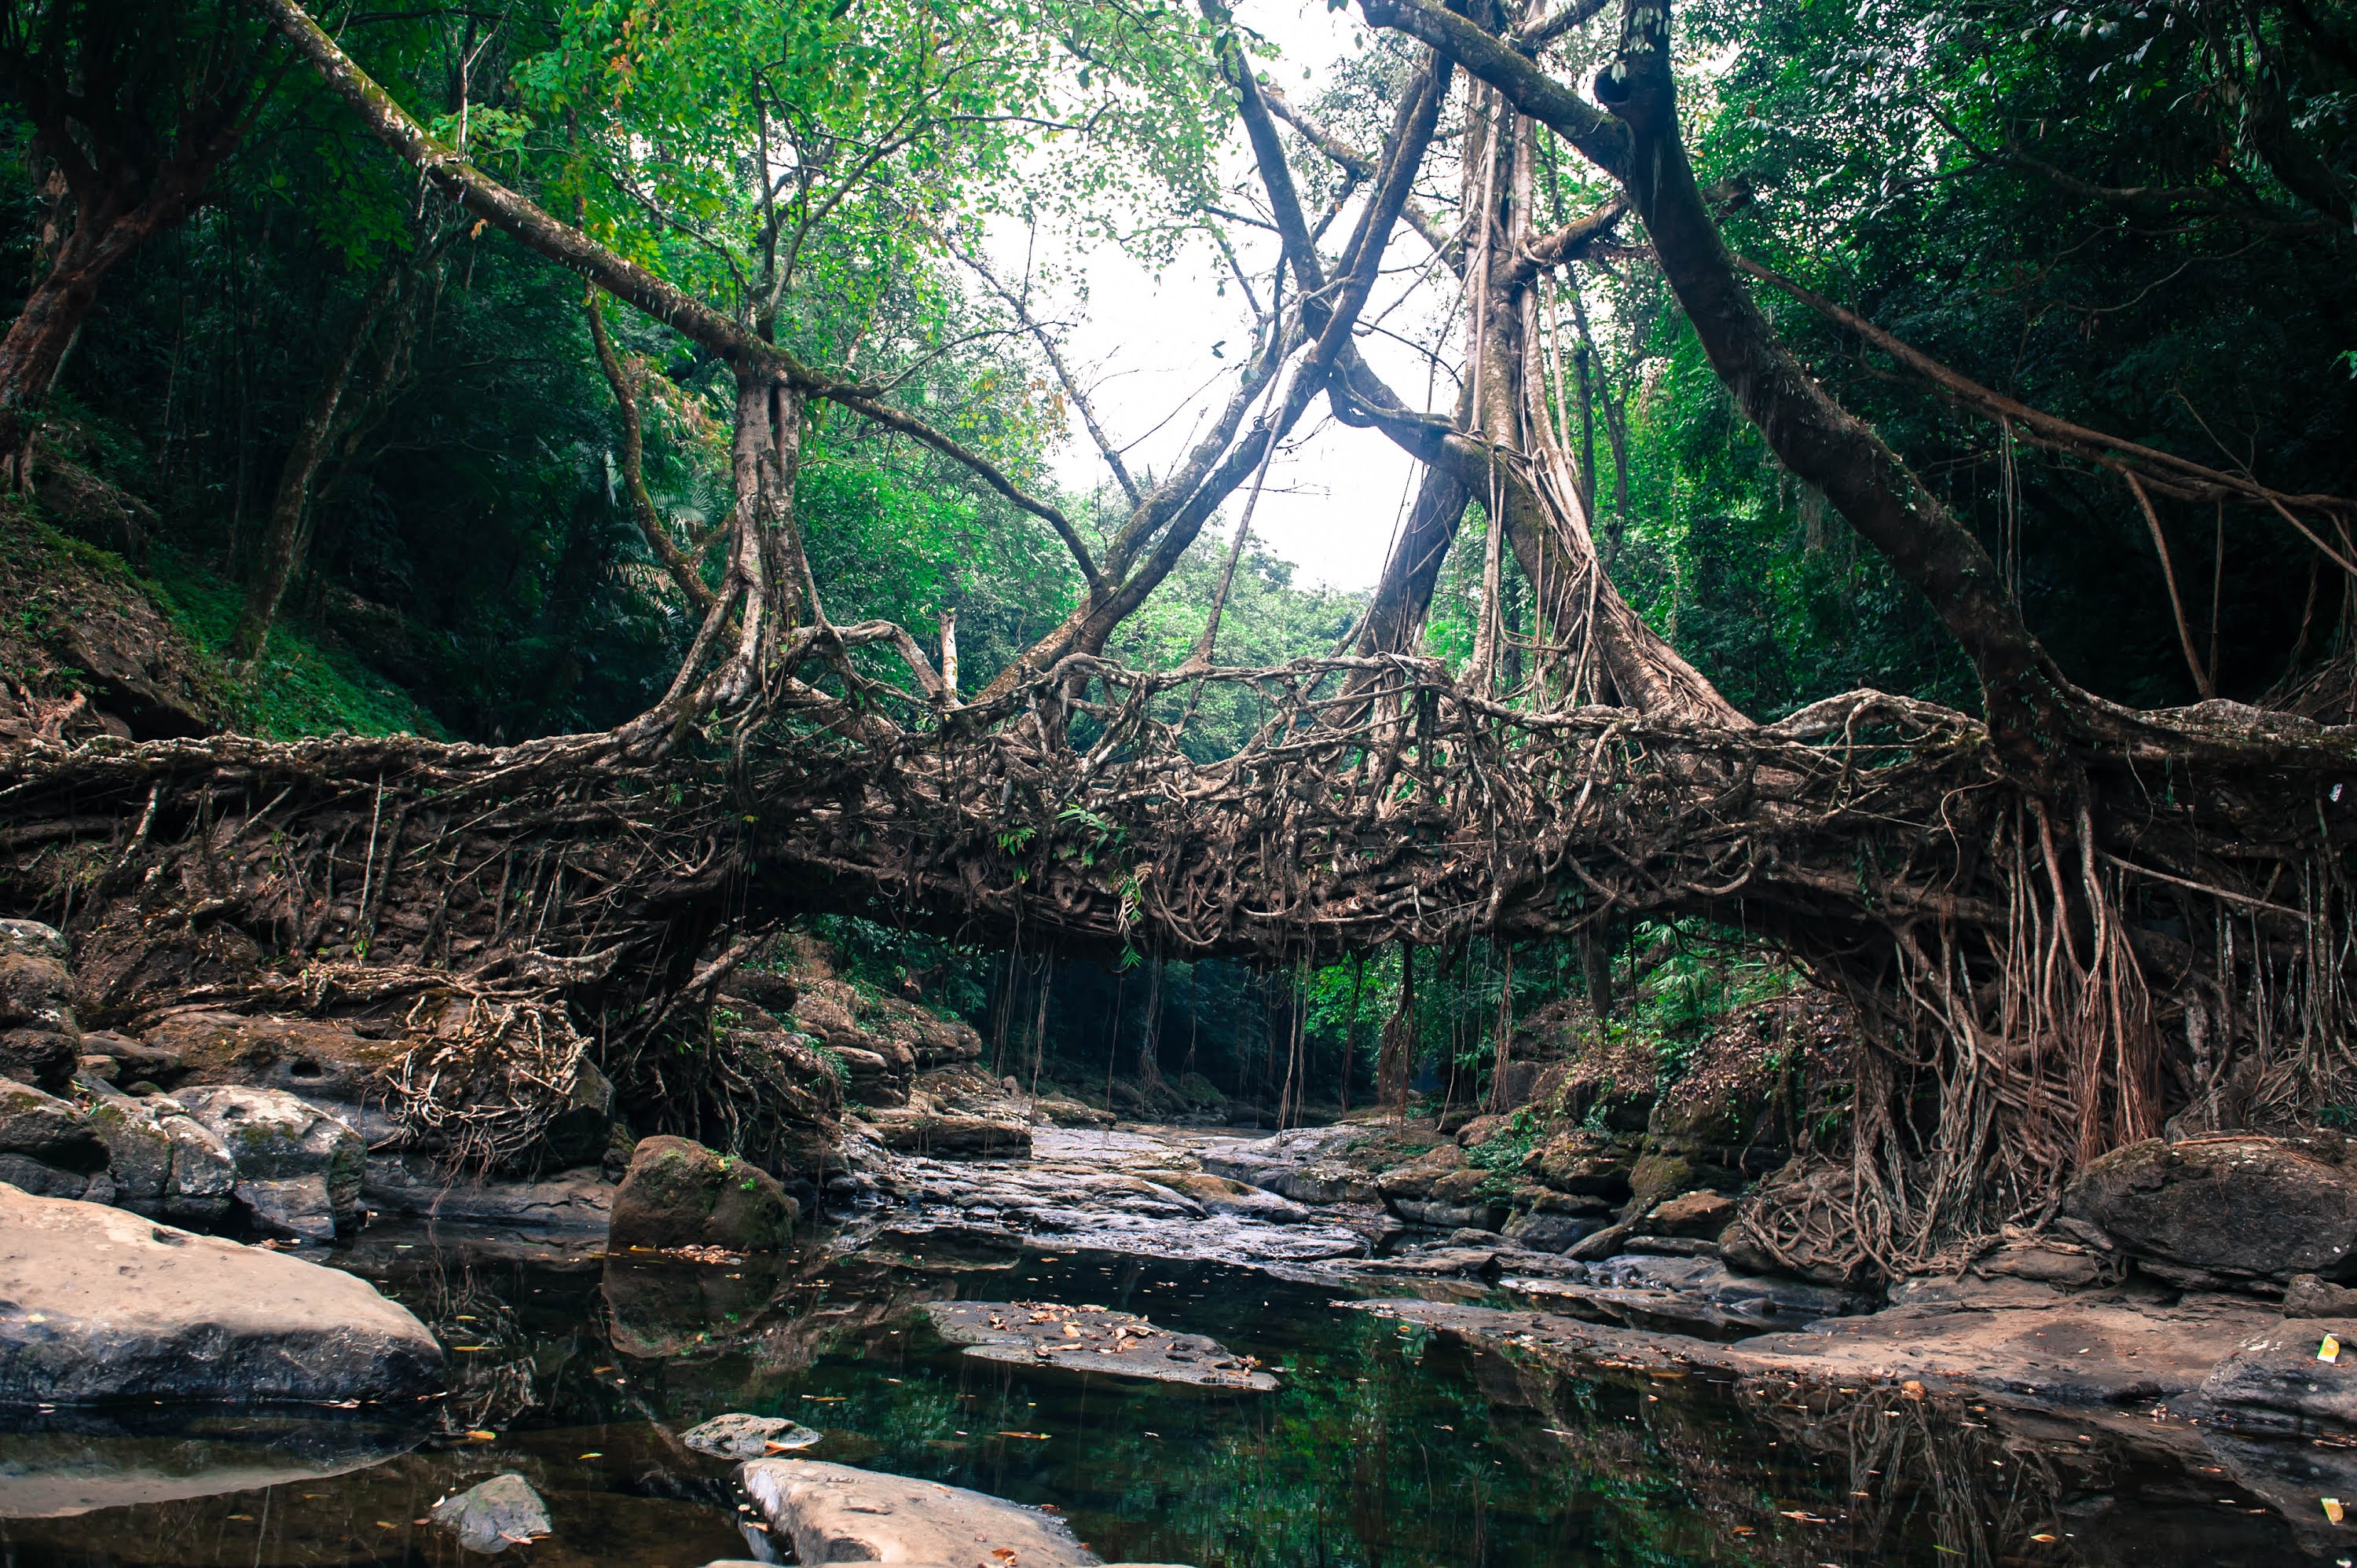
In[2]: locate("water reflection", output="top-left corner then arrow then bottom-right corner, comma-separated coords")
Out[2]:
0,1221 -> 2338,1566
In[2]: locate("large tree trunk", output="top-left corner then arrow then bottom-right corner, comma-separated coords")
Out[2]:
0,183 -> 204,487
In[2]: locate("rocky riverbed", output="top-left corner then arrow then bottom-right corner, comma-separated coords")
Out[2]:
9,912 -> 2357,1561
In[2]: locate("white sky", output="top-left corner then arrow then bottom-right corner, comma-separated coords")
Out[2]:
990,1 -> 1457,594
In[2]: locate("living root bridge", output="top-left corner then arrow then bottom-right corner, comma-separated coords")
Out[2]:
5,657 -> 2355,1270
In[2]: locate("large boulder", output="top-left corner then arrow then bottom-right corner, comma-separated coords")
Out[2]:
0,1183 -> 442,1403
1501,1205 -> 1607,1253
1520,1128 -> 1635,1200
609,1135 -> 798,1253
2064,1135 -> 2357,1283
1645,1189 -> 1738,1240
0,1030 -> 76,1094
1379,1145 -> 1504,1229
170,1085 -> 365,1241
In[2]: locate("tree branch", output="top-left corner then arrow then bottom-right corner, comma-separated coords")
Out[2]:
951,236 -> 1142,506
247,0 -> 1101,597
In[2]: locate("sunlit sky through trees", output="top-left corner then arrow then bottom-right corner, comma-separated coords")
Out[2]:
999,1 -> 1425,592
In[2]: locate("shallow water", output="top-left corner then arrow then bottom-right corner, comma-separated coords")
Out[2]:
0,1218 -> 2333,1566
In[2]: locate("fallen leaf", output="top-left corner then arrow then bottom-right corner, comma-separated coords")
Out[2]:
2030,1533 -> 2058,1543
2326,1496 -> 2346,1524
464,1430 -> 497,1442
2327,1336 -> 2344,1365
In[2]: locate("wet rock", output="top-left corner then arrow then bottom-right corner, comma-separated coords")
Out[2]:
1356,1244 -> 1501,1279
1564,1221 -> 1635,1262
139,1011 -> 403,1103
681,1412 -> 823,1458
739,1458 -> 1101,1566
2065,1135 -> 2357,1283
431,1473 -> 552,1553
0,1028 -> 76,1093
0,1411 -> 420,1518
1164,1171 -> 1314,1223
2198,1317 -> 2357,1434
172,1085 -> 364,1240
0,1079 -> 103,1171
1501,1210 -> 1604,1253
886,1134 -> 1372,1269
1501,1251 -> 1853,1336
928,1299 -> 1277,1390
1644,1189 -> 1736,1240
601,1253 -> 793,1360
0,1183 -> 442,1404
610,1135 -> 797,1253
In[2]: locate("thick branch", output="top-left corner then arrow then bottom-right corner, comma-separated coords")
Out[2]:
588,289 -> 717,612
1736,255 -> 2357,526
954,240 -> 1141,506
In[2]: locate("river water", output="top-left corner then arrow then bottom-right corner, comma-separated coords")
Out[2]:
0,1202 -> 2333,1566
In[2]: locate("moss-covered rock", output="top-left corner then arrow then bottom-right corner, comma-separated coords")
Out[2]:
609,1134 -> 798,1253
170,1084 -> 363,1240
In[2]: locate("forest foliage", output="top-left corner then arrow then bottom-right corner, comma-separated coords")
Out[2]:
2,0 -> 2352,1109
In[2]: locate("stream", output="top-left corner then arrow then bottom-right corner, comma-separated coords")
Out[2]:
0,1139 -> 2332,1568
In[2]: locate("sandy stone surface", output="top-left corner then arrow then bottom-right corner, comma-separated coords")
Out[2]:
739,1458 -> 1098,1566
0,1182 -> 443,1405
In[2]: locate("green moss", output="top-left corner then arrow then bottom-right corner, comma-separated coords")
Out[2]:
146,551 -> 447,741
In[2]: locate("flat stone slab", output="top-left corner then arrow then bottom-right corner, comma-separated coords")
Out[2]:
740,1458 -> 1099,1566
926,1300 -> 1275,1389
1350,1288 -> 2283,1415
0,1182 -> 443,1405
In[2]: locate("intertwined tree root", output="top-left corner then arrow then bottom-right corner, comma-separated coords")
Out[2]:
5,654 -> 2350,1275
